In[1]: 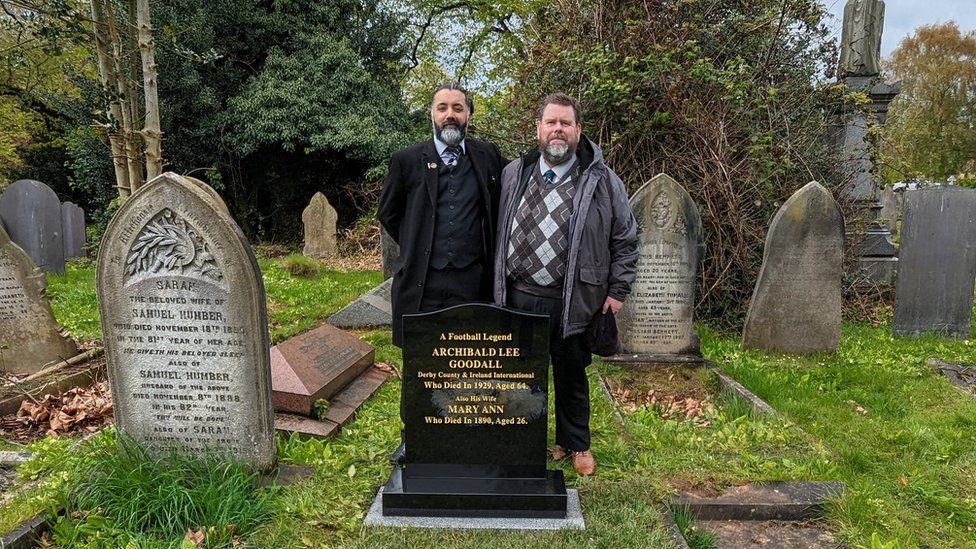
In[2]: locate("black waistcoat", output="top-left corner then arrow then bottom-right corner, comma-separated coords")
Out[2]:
430,154 -> 484,269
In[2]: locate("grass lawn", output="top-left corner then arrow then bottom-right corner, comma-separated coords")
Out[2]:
4,257 -> 971,547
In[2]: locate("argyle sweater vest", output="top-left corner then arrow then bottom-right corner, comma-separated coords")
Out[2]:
506,162 -> 579,287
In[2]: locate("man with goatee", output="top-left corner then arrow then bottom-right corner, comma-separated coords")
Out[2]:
494,93 -> 638,476
379,84 -> 506,463
379,83 -> 506,347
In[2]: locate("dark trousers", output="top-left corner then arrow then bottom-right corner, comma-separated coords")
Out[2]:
419,262 -> 484,312
507,287 -> 592,451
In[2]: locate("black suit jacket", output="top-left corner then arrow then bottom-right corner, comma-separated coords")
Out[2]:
378,138 -> 507,346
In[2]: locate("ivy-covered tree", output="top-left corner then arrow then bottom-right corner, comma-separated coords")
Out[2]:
474,0 -> 840,324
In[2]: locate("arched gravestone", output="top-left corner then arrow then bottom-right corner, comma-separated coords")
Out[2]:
742,182 -> 844,353
893,186 -> 976,338
0,180 -> 65,273
302,192 -> 338,260
97,173 -> 275,471
0,224 -> 77,374
61,202 -> 86,259
613,174 -> 705,362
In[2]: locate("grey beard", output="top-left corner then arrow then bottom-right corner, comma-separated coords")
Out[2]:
435,124 -> 465,146
542,142 -> 571,165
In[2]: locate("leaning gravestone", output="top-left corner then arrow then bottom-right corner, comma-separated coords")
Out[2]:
0,225 -> 77,374
61,202 -> 86,259
270,323 -> 374,416
612,174 -> 705,362
742,182 -> 844,353
893,186 -> 976,338
327,278 -> 392,328
376,303 -> 574,522
0,179 -> 65,273
97,173 -> 275,471
302,192 -> 338,260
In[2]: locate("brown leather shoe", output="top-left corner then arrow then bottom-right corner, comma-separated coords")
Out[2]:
571,450 -> 595,476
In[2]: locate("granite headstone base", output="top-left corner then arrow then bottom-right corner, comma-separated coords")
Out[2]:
367,486 -> 583,530
380,467 -> 567,519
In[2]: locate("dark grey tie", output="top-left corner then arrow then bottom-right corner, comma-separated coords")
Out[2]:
544,169 -> 555,185
444,146 -> 461,167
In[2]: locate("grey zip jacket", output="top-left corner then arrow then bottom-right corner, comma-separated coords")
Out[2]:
493,136 -> 639,338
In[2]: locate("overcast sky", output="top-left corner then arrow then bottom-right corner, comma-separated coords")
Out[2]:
824,0 -> 975,57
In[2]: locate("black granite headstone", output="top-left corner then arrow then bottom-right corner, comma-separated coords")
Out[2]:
0,180 -> 65,273
381,303 -> 567,518
893,186 -> 976,338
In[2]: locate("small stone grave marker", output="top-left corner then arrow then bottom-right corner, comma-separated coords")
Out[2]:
0,224 -> 77,374
893,186 -> 976,338
742,182 -> 844,353
379,303 -> 570,520
327,278 -> 392,328
270,323 -> 374,416
61,202 -> 86,259
613,174 -> 705,362
0,180 -> 65,273
97,173 -> 275,471
302,192 -> 338,260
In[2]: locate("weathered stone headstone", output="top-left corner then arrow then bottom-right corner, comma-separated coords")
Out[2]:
327,278 -> 392,328
613,174 -> 704,361
61,202 -> 86,259
0,225 -> 77,374
742,182 -> 844,353
893,186 -> 976,338
97,172 -> 275,471
0,180 -> 65,274
302,192 -> 338,260
271,323 -> 374,415
379,303 -> 568,519
380,226 -> 399,280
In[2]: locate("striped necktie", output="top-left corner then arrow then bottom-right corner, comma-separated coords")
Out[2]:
444,146 -> 461,167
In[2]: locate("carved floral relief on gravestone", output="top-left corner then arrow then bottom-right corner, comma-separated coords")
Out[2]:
615,174 -> 705,359
742,182 -> 844,353
302,192 -> 338,260
0,225 -> 77,374
0,179 -> 65,274
97,173 -> 275,471
893,186 -> 976,338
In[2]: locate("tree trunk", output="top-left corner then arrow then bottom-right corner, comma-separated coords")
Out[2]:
125,0 -> 145,189
90,0 -> 131,197
105,0 -> 144,193
137,0 -> 163,181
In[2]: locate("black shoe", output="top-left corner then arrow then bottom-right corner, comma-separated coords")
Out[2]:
390,442 -> 406,466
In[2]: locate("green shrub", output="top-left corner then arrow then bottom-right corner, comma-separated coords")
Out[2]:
52,435 -> 278,547
280,254 -> 321,278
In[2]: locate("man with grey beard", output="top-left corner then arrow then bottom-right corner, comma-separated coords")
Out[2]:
379,84 -> 507,348
494,93 -> 638,476
379,84 -> 506,464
